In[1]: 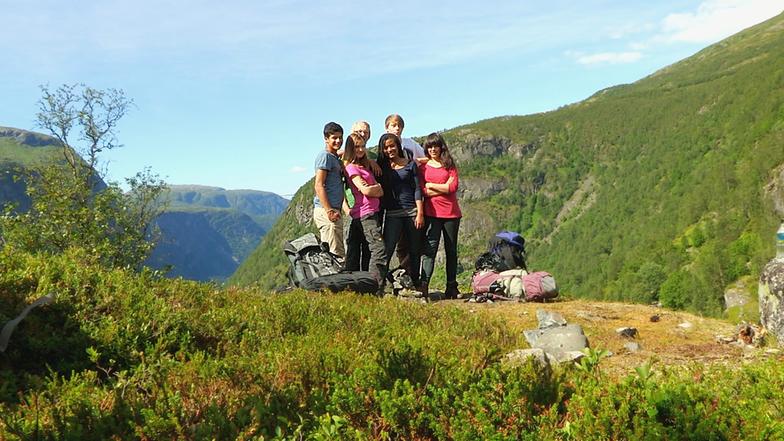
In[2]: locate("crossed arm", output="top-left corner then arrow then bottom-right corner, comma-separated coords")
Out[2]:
351,175 -> 384,197
424,173 -> 458,196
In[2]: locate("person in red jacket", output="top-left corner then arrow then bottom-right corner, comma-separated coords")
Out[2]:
418,132 -> 462,299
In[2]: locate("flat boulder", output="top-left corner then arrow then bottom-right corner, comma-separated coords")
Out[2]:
524,323 -> 589,354
536,309 -> 567,329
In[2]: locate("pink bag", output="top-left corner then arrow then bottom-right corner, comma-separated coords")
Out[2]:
471,270 -> 503,294
523,271 -> 559,302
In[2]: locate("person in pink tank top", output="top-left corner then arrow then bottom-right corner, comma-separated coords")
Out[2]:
343,133 -> 387,286
418,133 -> 462,299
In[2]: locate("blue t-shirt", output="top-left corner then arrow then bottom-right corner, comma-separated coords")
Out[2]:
313,150 -> 344,209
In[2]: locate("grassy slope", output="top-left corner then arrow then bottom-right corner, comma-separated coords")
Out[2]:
2,248 -> 782,439
232,14 -> 784,317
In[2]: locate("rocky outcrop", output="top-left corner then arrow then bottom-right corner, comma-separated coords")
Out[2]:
448,132 -> 536,163
0,126 -> 60,147
759,259 -> 784,345
458,177 -> 505,201
764,164 -> 784,219
293,197 -> 313,225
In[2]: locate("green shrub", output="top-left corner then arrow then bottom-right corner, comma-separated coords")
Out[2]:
2,248 -> 784,439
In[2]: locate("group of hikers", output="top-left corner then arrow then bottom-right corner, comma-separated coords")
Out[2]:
312,114 -> 461,298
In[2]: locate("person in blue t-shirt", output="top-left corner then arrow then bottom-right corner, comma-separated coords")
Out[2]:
313,122 -> 346,258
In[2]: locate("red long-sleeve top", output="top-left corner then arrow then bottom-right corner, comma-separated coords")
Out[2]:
419,163 -> 462,219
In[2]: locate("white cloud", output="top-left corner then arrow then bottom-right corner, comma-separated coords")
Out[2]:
607,22 -> 656,39
660,0 -> 784,43
289,166 -> 307,173
574,51 -> 643,65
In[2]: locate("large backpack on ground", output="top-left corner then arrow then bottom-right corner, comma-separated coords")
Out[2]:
283,233 -> 379,294
470,268 -> 558,302
471,268 -> 527,298
471,270 -> 505,295
522,271 -> 559,302
301,271 -> 379,294
487,231 -> 527,271
283,233 -> 343,288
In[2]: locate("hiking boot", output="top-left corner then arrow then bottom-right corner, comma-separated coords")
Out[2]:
416,282 -> 431,302
444,281 -> 461,300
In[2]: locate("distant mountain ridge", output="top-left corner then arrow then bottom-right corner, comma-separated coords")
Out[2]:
165,184 -> 288,231
0,126 -> 61,147
1,126 -> 90,212
232,12 -> 784,317
0,127 -> 290,282
148,185 -> 289,281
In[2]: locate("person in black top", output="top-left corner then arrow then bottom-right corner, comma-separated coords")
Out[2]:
377,133 -> 425,290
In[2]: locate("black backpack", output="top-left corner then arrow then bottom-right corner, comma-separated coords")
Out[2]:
301,271 -> 379,294
482,231 -> 527,272
283,233 -> 343,287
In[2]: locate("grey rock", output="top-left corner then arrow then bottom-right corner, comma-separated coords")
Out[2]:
536,309 -> 567,329
759,259 -> 784,345
458,177 -> 505,201
764,165 -> 784,219
548,350 -> 587,363
678,321 -> 693,330
447,131 -> 537,163
524,323 -> 589,353
616,327 -> 638,338
293,199 -> 313,225
503,348 -> 552,369
624,342 -> 642,352
724,279 -> 752,310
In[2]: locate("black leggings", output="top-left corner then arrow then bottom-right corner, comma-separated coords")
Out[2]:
420,217 -> 460,284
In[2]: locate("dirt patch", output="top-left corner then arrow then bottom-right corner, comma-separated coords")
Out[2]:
435,298 -> 771,377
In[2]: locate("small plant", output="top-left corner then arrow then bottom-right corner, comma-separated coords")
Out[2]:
575,347 -> 610,375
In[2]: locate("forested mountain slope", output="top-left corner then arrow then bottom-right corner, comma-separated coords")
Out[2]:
0,130 -> 289,282
145,185 -> 288,281
164,184 -> 289,232
232,13 -> 784,316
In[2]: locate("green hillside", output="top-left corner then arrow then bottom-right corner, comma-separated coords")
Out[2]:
0,128 -> 65,212
164,184 -> 289,231
229,180 -> 316,287
232,13 -> 784,315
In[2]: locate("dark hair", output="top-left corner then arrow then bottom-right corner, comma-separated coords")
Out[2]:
423,132 -> 455,169
384,114 -> 404,129
323,121 -> 343,138
343,133 -> 370,169
376,133 -> 403,169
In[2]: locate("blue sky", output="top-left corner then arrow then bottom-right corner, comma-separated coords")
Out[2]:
1,0 -> 782,197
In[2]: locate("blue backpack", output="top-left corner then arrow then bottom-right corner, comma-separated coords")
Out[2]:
487,231 -> 527,271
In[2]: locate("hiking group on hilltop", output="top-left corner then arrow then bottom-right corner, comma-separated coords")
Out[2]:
312,114 -> 462,299
287,114 -> 555,303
